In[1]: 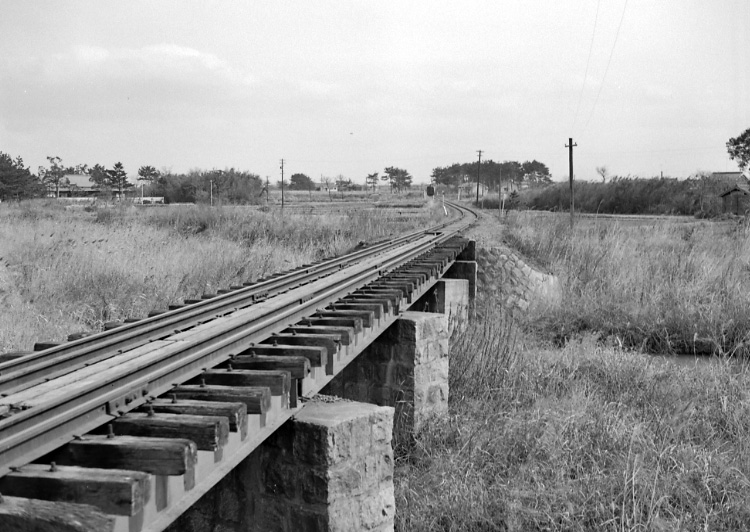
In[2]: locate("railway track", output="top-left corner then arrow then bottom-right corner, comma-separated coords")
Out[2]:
0,200 -> 477,531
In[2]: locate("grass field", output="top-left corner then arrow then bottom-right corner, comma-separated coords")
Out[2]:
396,302 -> 750,531
6,200 -> 750,530
0,198 -> 446,352
394,209 -> 750,530
502,211 -> 750,357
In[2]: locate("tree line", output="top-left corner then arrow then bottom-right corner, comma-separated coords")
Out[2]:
284,166 -> 414,193
431,159 -> 552,189
3,126 -> 748,203
516,124 -> 750,217
520,174 -> 738,216
0,152 -> 267,203
0,152 -> 45,200
0,151 -> 416,203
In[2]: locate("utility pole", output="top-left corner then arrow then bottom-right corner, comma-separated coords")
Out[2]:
279,159 -> 285,210
210,179 -> 213,207
476,150 -> 483,205
265,176 -> 269,205
499,169 -> 503,214
565,138 -> 577,228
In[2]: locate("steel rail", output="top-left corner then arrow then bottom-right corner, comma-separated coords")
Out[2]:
0,202 -> 476,476
0,206 -> 467,397
0,205 -> 478,476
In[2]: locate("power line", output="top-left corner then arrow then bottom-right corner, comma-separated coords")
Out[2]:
571,0 -> 601,134
581,0 -> 629,135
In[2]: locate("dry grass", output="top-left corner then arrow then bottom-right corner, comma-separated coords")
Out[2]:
501,212 -> 750,356
0,199 -> 446,351
396,301 -> 750,531
396,212 -> 750,530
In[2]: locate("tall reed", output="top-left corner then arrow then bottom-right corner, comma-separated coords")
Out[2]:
503,212 -> 750,356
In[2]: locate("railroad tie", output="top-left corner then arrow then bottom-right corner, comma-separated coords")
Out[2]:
351,288 -> 403,309
229,354 -> 311,407
141,399 -> 249,441
263,334 -> 339,375
239,345 -> 327,375
0,463 -> 151,517
283,325 -> 356,347
170,384 -> 272,428
0,494 -> 115,531
33,342 -> 61,352
314,309 -> 375,328
340,297 -> 391,317
199,369 -> 292,410
111,413 -> 230,455
369,281 -> 413,301
304,316 -> 364,334
48,434 -> 199,491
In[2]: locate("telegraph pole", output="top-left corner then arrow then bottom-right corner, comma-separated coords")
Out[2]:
565,138 -> 577,228
498,169 -> 503,214
476,150 -> 483,205
265,176 -> 269,205
279,159 -> 285,209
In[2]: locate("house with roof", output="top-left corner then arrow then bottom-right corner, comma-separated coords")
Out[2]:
715,171 -> 750,215
48,173 -> 139,199
47,174 -> 101,197
712,171 -> 748,187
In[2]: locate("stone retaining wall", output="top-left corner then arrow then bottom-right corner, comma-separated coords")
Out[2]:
476,246 -> 561,315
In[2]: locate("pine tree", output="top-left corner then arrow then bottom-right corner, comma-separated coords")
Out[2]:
0,152 -> 43,200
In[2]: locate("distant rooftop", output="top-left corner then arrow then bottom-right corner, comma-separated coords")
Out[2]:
719,183 -> 750,197
64,173 -> 97,188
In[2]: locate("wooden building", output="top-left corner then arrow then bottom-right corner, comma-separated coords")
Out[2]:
720,182 -> 750,215
48,174 -> 101,197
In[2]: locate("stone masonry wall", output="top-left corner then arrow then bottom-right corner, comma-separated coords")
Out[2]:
247,399 -> 395,532
322,311 -> 449,441
167,399 -> 395,532
476,246 -> 560,316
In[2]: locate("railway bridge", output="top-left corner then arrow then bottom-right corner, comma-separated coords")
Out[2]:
0,202 -> 478,532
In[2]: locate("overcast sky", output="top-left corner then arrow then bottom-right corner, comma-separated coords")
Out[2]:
1,0 -> 748,183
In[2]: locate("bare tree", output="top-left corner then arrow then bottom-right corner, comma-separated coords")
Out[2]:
596,166 -> 608,183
